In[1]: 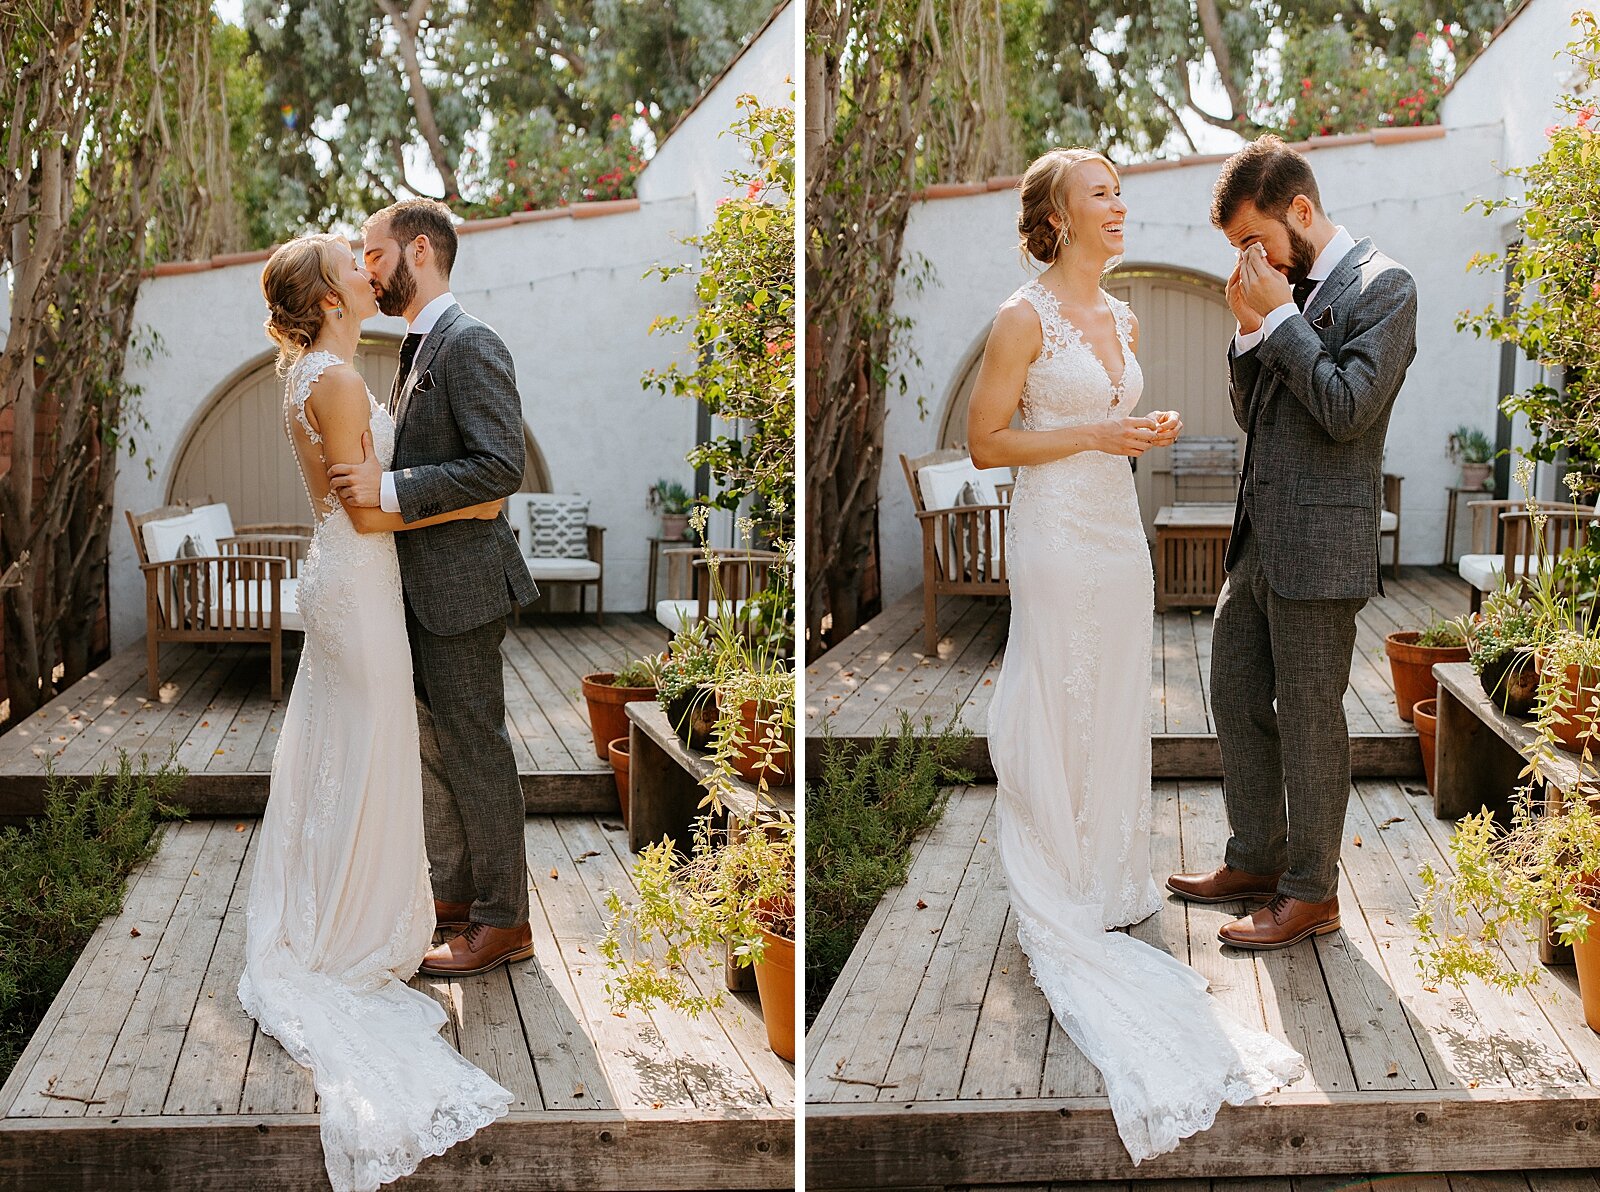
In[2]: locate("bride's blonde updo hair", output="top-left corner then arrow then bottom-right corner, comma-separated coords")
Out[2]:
1017,147 -> 1120,266
261,233 -> 355,373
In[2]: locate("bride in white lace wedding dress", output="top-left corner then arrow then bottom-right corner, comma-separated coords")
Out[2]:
968,150 -> 1305,1164
239,235 -> 512,1191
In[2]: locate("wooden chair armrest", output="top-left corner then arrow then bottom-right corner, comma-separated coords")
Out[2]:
586,523 -> 605,564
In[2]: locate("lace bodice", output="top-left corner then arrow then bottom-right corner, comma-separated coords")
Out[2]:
284,350 -> 395,525
1016,280 -> 1143,430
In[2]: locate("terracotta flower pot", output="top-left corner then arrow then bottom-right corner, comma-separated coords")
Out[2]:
607,736 -> 630,825
581,672 -> 656,760
663,686 -> 718,750
1542,658 -> 1600,754
1478,650 -> 1539,717
752,925 -> 796,1061
1385,631 -> 1469,722
660,512 -> 690,541
1570,901 -> 1600,1033
1412,698 -> 1438,796
731,699 -> 794,787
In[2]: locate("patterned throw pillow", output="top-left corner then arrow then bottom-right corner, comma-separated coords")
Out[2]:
526,495 -> 589,559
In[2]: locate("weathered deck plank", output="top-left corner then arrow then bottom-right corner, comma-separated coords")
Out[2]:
0,617 -> 669,817
807,779 -> 1600,1186
0,814 -> 792,1191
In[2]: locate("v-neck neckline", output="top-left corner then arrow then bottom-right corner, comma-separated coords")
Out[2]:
1030,280 -> 1129,397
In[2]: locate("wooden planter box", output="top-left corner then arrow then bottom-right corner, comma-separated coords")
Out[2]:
1153,503 -> 1233,613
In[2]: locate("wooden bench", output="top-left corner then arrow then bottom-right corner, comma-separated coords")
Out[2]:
1432,660 -> 1599,963
624,700 -> 794,855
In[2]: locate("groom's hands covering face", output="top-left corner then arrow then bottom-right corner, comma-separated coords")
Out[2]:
1238,242 -> 1293,318
1226,256 -> 1263,334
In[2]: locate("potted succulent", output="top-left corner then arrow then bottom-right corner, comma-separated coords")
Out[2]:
600,813 -> 797,1060
1385,615 -> 1470,722
648,479 -> 694,541
657,631 -> 719,749
581,651 -> 667,760
1415,792 -> 1600,1031
1461,593 -> 1544,716
1448,425 -> 1494,491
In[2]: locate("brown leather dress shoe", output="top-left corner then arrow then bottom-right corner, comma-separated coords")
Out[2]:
419,921 -> 534,976
1218,893 -> 1340,950
434,899 -> 472,932
1165,864 -> 1284,904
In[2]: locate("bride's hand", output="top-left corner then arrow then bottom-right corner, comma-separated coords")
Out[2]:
476,499 -> 505,520
1149,409 -> 1183,447
1098,416 -> 1159,457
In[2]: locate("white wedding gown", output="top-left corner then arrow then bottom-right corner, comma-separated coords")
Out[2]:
238,350 -> 512,1192
987,281 -> 1305,1163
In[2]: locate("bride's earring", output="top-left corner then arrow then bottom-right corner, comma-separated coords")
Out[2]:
333,306 -> 344,320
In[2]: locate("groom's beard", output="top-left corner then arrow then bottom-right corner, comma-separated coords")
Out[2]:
1282,220 -> 1318,285
376,256 -> 417,318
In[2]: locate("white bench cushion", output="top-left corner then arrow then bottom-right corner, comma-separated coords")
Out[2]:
1379,509 -> 1398,532
655,598 -> 747,634
526,558 -> 601,582
1458,552 -> 1549,592
142,510 -> 220,565
916,457 -> 1011,512
208,577 -> 302,632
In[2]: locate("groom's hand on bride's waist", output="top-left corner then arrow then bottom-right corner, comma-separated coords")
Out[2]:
327,429 -> 383,508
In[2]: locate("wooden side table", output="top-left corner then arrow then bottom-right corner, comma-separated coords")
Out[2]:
1153,504 -> 1235,613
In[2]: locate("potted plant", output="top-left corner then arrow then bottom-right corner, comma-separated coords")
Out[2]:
581,651 -> 667,760
607,736 -> 631,823
1415,791 -> 1600,1031
600,813 -> 797,1060
1461,592 -> 1544,716
1448,425 -> 1495,490
1385,615 -> 1469,722
647,480 -> 694,541
1413,697 -> 1440,795
657,632 -> 719,749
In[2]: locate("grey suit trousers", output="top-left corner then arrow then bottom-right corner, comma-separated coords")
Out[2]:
406,596 -> 529,928
1210,530 -> 1366,904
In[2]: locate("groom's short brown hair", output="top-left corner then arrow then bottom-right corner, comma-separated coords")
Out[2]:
369,198 -> 458,276
1210,135 -> 1324,228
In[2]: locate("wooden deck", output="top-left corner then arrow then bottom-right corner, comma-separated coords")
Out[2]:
0,815 -> 793,1191
0,616 -> 668,818
806,569 -> 1471,781
806,781 -> 1600,1187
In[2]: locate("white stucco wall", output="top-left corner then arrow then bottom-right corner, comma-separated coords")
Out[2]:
637,2 -> 796,230
879,120 -> 1514,609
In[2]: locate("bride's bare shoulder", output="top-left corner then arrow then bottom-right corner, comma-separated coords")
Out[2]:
991,290 -> 1044,346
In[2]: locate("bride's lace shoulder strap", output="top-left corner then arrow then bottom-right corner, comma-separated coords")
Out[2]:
1015,278 -> 1071,358
286,350 -> 344,445
1106,293 -> 1135,351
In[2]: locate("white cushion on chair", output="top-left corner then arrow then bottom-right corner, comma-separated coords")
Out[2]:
916,458 -> 1012,511
191,503 -> 235,546
655,598 -> 747,634
1379,509 -> 1398,533
142,511 -> 220,564
1458,552 -> 1551,592
526,557 -> 601,582
208,577 -> 303,632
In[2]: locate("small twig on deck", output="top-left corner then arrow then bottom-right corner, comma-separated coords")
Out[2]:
826,1074 -> 899,1089
39,1090 -> 106,1105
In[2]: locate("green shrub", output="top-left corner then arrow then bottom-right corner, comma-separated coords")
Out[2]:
0,757 -> 186,1083
804,714 -> 972,1026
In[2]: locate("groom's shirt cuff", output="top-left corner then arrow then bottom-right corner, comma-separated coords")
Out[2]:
1233,325 -> 1266,353
1260,302 -> 1299,340
380,472 -> 400,514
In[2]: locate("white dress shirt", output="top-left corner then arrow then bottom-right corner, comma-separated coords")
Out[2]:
380,291 -> 457,513
1232,226 -> 1355,354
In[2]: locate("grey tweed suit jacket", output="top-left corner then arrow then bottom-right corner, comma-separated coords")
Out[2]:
1225,238 -> 1418,601
390,303 -> 539,635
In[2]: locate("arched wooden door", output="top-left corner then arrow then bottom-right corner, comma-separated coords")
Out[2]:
168,335 -> 551,522
938,266 -> 1236,540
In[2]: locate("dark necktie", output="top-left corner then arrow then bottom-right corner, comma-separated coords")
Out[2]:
389,332 -> 423,414
1292,275 -> 1317,312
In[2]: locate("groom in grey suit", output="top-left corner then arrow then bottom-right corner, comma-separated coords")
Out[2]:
330,198 -> 540,976
1166,136 -> 1418,950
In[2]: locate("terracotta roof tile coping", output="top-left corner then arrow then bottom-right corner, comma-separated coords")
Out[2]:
915,125 -> 1448,202
146,197 -> 643,278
